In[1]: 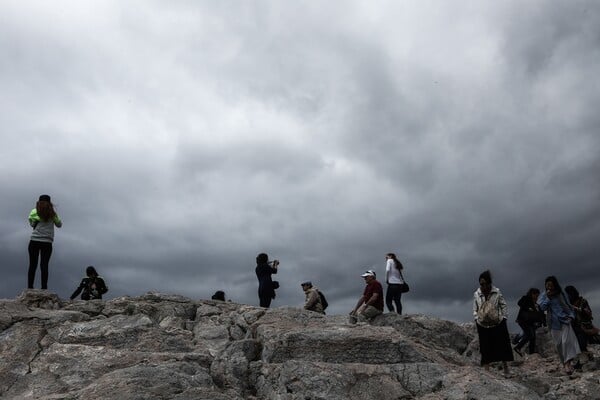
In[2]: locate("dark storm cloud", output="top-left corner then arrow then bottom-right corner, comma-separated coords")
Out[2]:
1,1 -> 599,327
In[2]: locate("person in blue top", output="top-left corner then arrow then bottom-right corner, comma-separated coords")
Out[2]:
537,276 -> 581,375
27,194 -> 62,289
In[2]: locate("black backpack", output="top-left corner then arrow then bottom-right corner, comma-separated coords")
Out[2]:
318,290 -> 328,310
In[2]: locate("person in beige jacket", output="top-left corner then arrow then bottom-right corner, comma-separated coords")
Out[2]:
472,269 -> 514,375
301,281 -> 325,314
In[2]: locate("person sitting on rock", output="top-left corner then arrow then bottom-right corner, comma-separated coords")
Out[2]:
70,266 -> 108,300
349,270 -> 384,324
211,290 -> 226,301
301,281 -> 325,314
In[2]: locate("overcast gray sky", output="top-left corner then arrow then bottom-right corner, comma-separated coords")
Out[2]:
1,1 -> 599,329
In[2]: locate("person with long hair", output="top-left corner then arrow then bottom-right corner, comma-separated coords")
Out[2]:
537,276 -> 580,375
70,266 -> 108,300
564,285 -> 599,359
27,194 -> 62,289
472,270 -> 513,376
385,253 -> 405,314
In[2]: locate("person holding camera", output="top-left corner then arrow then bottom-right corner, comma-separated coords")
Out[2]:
27,194 -> 62,290
255,253 -> 279,308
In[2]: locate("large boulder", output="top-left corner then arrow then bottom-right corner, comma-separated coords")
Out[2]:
0,290 -> 598,399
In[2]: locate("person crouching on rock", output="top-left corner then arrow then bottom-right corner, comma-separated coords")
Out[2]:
211,290 -> 226,301
301,281 -> 325,314
70,266 -> 108,300
349,270 -> 383,324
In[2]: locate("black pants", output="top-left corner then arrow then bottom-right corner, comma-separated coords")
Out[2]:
386,284 -> 403,314
515,321 -> 537,354
259,295 -> 273,308
28,240 -> 53,289
572,323 -> 588,352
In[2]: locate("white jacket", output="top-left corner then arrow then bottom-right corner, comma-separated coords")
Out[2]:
472,286 -> 508,325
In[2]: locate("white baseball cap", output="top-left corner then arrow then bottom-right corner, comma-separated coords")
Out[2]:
361,270 -> 376,278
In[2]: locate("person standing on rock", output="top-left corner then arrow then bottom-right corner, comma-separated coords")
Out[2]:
27,194 -> 62,290
70,266 -> 108,300
472,270 -> 513,376
349,270 -> 384,324
255,253 -> 279,308
301,281 -> 325,314
385,253 -> 405,314
538,277 -> 581,375
564,285 -> 600,352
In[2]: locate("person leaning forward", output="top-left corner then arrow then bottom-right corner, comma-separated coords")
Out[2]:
349,270 -> 384,324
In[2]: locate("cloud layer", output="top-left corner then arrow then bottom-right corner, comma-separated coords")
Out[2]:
1,1 -> 599,327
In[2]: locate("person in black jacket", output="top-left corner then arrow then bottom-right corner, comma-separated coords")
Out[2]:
255,253 -> 279,308
513,287 -> 543,355
70,266 -> 108,300
211,290 -> 226,301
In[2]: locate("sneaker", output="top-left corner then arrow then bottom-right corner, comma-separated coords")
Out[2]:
513,346 -> 523,357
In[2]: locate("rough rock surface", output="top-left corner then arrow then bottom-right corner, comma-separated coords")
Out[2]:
1,290 -> 599,399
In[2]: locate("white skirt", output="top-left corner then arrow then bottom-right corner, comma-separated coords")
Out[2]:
551,323 -> 581,364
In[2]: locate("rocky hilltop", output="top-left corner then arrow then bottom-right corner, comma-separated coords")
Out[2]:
1,290 -> 599,399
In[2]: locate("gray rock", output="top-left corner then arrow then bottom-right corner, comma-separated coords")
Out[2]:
1,290 -> 599,400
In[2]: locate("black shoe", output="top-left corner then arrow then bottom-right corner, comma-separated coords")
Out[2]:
513,346 -> 523,357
